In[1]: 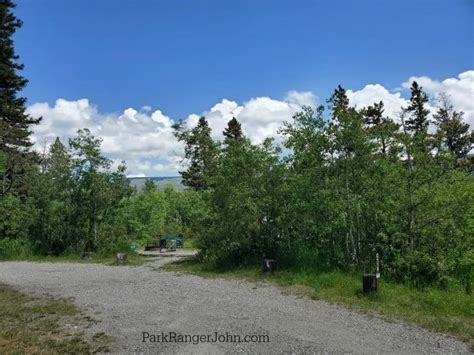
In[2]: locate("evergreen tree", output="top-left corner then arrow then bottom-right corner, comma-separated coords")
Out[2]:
223,117 -> 243,141
400,80 -> 432,220
404,81 -> 430,132
174,117 -> 219,191
327,85 -> 349,119
433,94 -> 473,160
399,85 -> 447,254
362,101 -> 400,156
0,0 -> 41,195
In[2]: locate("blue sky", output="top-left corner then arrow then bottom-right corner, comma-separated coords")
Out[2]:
17,0 -> 473,119
18,0 -> 474,176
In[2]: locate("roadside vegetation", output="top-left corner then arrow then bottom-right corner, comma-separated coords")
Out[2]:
0,283 -> 112,354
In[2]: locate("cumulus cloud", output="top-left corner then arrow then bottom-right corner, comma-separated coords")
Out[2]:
185,94 -> 316,144
181,92 -> 318,144
347,70 -> 474,126
26,71 -> 472,176
284,91 -> 317,108
26,91 -> 315,176
237,97 -> 301,143
27,99 -> 183,176
347,84 -> 408,120
185,99 -> 242,141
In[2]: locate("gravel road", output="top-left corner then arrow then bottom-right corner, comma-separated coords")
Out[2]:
0,259 -> 470,354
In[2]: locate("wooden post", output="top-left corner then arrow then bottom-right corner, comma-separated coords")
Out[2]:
375,253 -> 380,291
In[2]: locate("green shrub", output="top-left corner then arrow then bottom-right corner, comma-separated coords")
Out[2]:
0,238 -> 33,259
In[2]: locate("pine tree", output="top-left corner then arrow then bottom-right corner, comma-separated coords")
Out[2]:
404,81 -> 430,132
0,0 -> 41,195
174,117 -> 219,191
327,85 -> 349,119
363,101 -> 400,156
363,101 -> 384,126
223,117 -> 243,141
433,94 -> 473,160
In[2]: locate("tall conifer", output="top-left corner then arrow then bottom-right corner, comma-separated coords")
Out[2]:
0,0 -> 41,195
174,117 -> 219,191
223,117 -> 243,141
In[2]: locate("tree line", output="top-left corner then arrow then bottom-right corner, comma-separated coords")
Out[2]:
173,83 -> 473,290
1,0 -> 473,290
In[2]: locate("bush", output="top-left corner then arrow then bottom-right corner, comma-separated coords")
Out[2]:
0,194 -> 34,241
0,238 -> 33,259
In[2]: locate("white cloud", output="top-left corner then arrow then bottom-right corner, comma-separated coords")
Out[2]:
184,92 -> 317,144
26,71 -> 472,176
284,91 -> 317,108
27,92 -> 313,176
27,99 -> 183,176
347,70 -> 474,127
237,97 -> 299,143
347,84 -> 408,120
185,99 -> 243,141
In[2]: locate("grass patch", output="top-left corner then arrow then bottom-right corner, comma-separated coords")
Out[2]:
0,283 -> 113,354
164,257 -> 474,345
0,252 -> 146,266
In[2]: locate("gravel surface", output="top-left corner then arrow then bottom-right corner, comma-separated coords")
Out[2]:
0,259 -> 470,354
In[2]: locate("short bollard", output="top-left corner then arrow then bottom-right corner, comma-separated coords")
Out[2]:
262,259 -> 276,274
116,253 -> 127,264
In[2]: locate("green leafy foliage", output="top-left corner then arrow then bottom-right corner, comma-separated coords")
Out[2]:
197,136 -> 285,267
190,89 -> 473,291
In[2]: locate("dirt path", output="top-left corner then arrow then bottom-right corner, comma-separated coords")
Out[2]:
0,259 -> 469,354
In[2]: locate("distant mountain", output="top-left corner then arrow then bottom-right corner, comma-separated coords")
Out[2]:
127,176 -> 184,191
